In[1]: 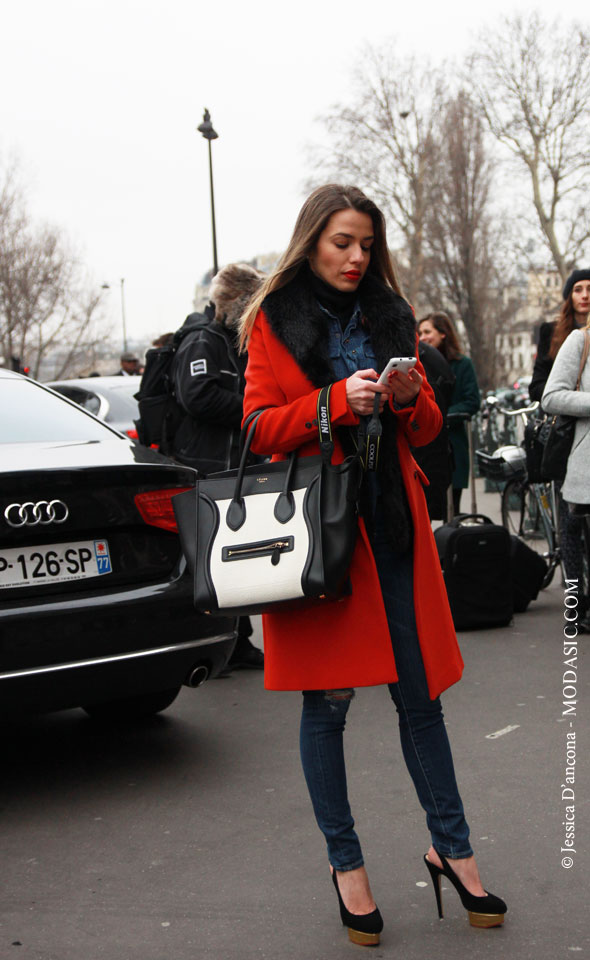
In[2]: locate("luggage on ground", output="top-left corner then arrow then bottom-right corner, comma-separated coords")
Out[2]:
510,535 -> 548,612
434,513 -> 513,630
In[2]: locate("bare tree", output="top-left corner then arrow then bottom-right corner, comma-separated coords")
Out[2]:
467,12 -> 590,280
0,159 -> 110,379
422,92 -> 506,390
309,45 -> 447,305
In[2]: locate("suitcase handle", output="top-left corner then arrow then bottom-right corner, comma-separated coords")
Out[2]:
451,513 -> 493,527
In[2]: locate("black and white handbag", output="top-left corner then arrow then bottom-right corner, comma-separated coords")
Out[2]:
172,385 -> 363,615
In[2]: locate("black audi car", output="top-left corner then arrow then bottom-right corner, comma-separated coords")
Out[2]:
0,368 -> 236,719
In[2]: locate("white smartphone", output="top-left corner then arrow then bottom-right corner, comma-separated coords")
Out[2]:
377,356 -> 417,384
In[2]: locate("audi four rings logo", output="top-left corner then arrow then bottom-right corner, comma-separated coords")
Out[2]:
4,500 -> 69,527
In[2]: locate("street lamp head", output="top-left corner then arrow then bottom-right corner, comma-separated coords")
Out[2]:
197,108 -> 219,141
197,108 -> 219,276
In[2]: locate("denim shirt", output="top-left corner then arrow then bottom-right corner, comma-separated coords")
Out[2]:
320,301 -> 383,505
321,302 -> 377,380
319,301 -> 412,543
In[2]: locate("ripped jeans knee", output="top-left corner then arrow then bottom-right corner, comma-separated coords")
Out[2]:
324,688 -> 355,702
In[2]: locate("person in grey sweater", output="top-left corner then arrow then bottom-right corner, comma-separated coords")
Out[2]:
542,328 -> 590,505
542,326 -> 590,629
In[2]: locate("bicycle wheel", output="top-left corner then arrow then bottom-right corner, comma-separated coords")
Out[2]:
501,478 -> 543,539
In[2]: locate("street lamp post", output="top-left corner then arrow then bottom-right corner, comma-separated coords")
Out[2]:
119,278 -> 128,352
197,108 -> 219,277
101,278 -> 128,352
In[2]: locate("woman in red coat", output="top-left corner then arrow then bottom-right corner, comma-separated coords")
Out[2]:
240,184 -> 506,945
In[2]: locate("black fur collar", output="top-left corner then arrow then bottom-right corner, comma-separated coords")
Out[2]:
261,269 -> 417,386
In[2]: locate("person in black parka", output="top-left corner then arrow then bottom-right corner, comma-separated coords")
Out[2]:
172,262 -> 266,668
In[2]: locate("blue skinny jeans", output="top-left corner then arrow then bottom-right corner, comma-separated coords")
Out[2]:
299,514 -> 473,871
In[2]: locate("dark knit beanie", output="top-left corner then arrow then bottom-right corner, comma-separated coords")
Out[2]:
563,268 -> 590,301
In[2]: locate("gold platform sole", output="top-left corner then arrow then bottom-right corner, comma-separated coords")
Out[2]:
468,911 -> 505,929
347,927 -> 381,946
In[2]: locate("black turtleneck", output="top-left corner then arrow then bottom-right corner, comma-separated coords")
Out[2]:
307,264 -> 358,329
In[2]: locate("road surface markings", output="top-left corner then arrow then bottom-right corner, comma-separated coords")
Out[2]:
485,724 -> 520,740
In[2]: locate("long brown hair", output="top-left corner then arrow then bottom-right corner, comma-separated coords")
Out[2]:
549,294 -> 580,359
239,184 -> 403,349
417,312 -> 463,362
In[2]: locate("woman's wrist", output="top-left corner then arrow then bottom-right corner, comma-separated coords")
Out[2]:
392,395 -> 418,410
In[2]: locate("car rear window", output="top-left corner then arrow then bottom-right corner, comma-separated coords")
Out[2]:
98,388 -> 139,422
52,385 -> 102,416
0,379 -> 121,443
51,382 -> 139,423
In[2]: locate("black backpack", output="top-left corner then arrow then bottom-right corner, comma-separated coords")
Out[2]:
134,313 -> 206,454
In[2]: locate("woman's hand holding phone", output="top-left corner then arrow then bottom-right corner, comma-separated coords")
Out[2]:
377,356 -> 422,406
388,367 -> 423,405
377,357 -> 416,383
346,369 -> 392,415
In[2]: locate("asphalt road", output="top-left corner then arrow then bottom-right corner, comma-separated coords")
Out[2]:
1,483 -> 588,960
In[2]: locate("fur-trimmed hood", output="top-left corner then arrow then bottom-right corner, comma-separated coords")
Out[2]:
210,262 -> 265,331
261,268 -> 417,385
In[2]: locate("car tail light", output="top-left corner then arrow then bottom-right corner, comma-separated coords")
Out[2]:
126,428 -> 139,439
134,488 -> 191,532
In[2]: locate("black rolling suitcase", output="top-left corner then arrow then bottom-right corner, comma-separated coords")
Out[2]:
510,535 -> 548,612
434,513 -> 513,630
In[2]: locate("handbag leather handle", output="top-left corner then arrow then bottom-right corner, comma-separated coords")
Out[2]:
240,385 -> 335,466
227,413 -> 297,531
228,385 -> 338,532
239,407 -> 264,458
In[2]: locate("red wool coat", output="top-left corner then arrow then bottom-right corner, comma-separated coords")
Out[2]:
243,295 -> 463,699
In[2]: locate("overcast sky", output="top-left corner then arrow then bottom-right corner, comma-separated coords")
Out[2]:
1,0 -> 589,352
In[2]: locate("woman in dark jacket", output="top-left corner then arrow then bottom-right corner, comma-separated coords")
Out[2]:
239,184 -> 506,947
529,269 -> 590,403
418,313 -> 480,514
411,341 -> 455,520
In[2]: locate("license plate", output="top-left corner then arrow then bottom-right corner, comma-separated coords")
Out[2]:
0,539 -> 112,588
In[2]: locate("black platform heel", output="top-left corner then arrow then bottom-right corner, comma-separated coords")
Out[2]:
331,870 -> 384,946
423,851 -> 507,928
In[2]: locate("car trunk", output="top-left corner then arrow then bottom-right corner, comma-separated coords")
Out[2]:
0,461 -> 195,602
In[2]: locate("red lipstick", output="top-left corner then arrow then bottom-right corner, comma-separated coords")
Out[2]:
343,271 -> 361,280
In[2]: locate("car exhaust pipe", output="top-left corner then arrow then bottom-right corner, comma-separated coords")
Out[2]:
184,664 -> 210,688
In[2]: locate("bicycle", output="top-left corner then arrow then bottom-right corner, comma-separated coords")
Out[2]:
473,394 -> 502,455
475,401 -> 562,589
473,392 -> 527,457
